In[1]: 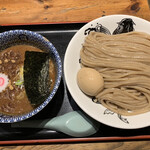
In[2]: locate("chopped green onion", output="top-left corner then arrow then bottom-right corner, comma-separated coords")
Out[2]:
15,80 -> 24,86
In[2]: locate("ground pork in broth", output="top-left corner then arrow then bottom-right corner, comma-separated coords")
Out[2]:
0,45 -> 55,116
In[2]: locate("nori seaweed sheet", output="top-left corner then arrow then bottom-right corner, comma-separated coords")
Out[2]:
24,51 -> 51,105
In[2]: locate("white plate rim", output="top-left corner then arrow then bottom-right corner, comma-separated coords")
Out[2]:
64,14 -> 150,129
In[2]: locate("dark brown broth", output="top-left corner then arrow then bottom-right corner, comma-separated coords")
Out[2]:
0,45 -> 55,116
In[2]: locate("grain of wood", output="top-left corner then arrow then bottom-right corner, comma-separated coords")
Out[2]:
1,141 -> 150,150
0,0 -> 149,25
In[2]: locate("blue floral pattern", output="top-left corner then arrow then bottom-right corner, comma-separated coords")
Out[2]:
0,30 -> 62,123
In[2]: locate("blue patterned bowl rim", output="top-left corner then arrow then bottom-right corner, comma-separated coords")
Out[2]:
0,30 -> 62,123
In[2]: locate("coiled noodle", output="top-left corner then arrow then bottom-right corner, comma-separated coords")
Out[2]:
80,31 -> 150,116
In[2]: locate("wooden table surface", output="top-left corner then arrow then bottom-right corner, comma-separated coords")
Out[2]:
0,0 -> 150,149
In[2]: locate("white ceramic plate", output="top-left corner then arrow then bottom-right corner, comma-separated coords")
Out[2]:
64,15 -> 150,129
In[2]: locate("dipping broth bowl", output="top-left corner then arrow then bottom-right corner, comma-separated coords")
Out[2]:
0,30 -> 62,123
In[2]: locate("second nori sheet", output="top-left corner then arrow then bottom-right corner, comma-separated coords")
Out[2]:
24,51 -> 51,105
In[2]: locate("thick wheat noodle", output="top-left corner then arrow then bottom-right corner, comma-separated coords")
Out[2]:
80,31 -> 150,116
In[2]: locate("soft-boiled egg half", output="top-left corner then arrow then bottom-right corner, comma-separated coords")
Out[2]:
77,67 -> 104,96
